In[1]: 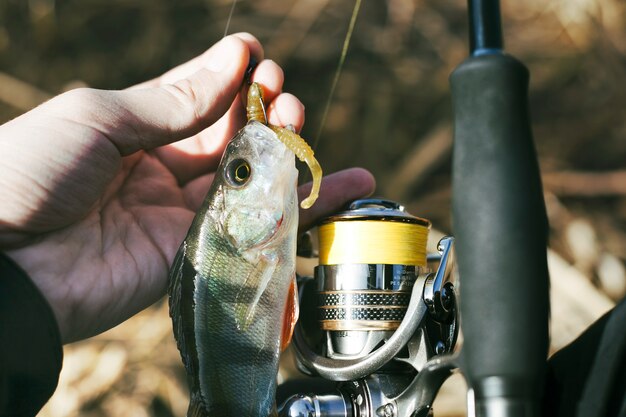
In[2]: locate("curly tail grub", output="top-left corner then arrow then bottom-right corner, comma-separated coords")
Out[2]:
270,126 -> 322,209
247,82 -> 322,209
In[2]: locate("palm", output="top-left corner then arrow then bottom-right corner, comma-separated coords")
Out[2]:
7,126 -> 230,342
73,152 -> 198,336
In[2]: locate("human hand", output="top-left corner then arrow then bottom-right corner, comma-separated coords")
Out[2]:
0,33 -> 375,343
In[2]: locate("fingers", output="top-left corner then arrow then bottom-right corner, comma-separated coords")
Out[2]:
267,93 -> 305,133
153,59 -> 299,184
248,59 -> 285,111
45,34 -> 252,158
297,168 -> 376,233
107,35 -> 252,155
151,98 -> 243,185
131,32 -> 264,90
41,32 -> 304,184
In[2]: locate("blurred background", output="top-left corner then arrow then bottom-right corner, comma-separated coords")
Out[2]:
1,0 -> 625,415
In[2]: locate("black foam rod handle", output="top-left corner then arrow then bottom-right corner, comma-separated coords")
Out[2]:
450,53 -> 550,416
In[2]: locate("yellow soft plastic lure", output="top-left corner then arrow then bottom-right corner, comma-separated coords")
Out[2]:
247,82 -> 322,209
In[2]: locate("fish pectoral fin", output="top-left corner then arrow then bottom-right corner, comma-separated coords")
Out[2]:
281,276 -> 300,351
235,253 -> 278,331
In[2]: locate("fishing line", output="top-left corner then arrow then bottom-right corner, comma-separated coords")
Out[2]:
311,0 -> 362,153
223,0 -> 238,37
318,220 -> 429,266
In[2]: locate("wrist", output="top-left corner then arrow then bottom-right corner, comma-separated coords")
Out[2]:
0,251 -> 63,416
3,247 -> 70,343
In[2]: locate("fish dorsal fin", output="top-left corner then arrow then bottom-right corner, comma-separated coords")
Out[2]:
234,253 -> 277,331
281,276 -> 300,351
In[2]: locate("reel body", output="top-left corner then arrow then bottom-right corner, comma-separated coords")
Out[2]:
280,199 -> 459,417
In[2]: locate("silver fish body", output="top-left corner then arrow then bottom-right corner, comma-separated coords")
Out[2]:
168,121 -> 299,417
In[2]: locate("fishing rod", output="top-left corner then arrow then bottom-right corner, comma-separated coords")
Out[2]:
451,0 -> 550,415
278,1 -> 549,416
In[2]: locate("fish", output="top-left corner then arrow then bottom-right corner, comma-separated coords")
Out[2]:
168,83 -> 320,417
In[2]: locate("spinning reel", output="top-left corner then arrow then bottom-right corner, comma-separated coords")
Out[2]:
279,199 -> 460,417
279,1 -> 551,415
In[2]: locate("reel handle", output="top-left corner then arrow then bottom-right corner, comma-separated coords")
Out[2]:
450,52 -> 550,415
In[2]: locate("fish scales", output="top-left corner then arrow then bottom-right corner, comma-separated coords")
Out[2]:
195,235 -> 284,415
169,121 -> 299,417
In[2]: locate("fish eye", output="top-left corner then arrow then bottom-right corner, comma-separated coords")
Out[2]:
225,159 -> 252,186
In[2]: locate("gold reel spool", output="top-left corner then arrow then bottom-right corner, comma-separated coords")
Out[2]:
315,199 -> 431,335
318,201 -> 430,267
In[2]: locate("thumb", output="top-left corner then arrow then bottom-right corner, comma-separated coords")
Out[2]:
50,35 -> 252,156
